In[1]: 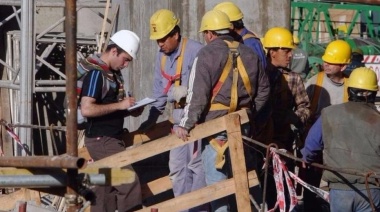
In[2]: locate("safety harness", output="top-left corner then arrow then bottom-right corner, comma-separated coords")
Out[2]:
160,38 -> 188,94
310,72 -> 348,116
242,31 -> 259,41
209,40 -> 252,169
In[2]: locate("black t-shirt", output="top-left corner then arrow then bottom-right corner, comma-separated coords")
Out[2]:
81,69 -> 126,138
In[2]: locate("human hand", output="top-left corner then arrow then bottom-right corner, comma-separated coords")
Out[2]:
167,86 -> 188,103
173,125 -> 189,141
120,97 -> 135,110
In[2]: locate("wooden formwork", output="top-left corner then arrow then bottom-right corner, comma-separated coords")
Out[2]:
0,109 -> 259,211
87,109 -> 258,211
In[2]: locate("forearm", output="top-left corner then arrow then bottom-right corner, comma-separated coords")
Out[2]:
81,102 -> 122,118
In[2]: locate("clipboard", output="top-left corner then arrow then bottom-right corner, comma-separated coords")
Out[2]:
128,97 -> 156,111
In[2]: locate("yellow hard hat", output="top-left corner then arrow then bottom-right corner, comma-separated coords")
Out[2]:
199,10 -> 231,32
213,2 -> 243,22
150,9 -> 180,40
293,35 -> 300,44
348,67 -> 378,91
263,27 -> 295,49
322,40 -> 351,64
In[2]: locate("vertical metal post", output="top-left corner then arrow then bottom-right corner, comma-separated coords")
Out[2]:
19,0 -> 35,156
65,0 -> 79,211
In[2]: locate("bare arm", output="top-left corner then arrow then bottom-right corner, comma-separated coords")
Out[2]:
80,96 -> 135,118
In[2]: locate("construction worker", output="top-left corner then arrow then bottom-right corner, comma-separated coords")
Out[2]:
290,35 -> 309,82
139,9 -> 206,210
256,27 -> 311,211
214,1 -> 266,69
302,67 -> 380,212
302,39 -> 351,212
306,40 -> 352,120
174,10 -> 269,211
80,30 -> 142,211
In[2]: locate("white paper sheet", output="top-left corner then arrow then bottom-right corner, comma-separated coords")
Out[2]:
127,97 -> 156,111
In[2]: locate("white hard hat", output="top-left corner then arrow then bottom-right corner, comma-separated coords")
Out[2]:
110,30 -> 140,59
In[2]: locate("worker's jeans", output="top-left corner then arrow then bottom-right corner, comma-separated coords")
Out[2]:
329,188 -> 380,212
202,125 -> 251,212
202,143 -> 229,212
169,139 -> 208,212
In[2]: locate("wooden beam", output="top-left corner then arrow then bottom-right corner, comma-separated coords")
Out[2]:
78,120 -> 173,161
141,175 -> 172,200
0,188 -> 41,211
122,120 -> 172,147
225,114 -> 251,212
136,170 -> 259,212
89,109 -> 249,168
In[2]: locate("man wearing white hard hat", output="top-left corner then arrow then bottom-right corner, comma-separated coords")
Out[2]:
79,30 -> 142,212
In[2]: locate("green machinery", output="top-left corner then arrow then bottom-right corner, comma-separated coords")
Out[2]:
290,0 -> 380,76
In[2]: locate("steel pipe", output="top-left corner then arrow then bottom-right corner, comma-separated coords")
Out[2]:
0,0 -> 107,7
0,174 -> 105,187
0,156 -> 85,169
65,0 -> 79,210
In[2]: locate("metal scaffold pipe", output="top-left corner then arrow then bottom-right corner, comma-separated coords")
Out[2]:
65,0 -> 79,210
0,174 -> 106,187
0,0 -> 107,7
0,156 -> 86,169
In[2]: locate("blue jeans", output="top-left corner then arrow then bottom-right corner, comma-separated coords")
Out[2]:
330,188 -> 380,212
202,143 -> 229,212
202,125 -> 251,212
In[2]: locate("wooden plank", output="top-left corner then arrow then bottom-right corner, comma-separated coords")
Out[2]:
225,114 -> 251,212
78,147 -> 91,161
122,120 -> 172,147
0,188 -> 42,211
78,120 -> 173,161
141,176 -> 172,200
0,68 -> 13,156
102,4 -> 120,52
136,170 -> 259,212
89,109 -> 249,168
97,0 -> 111,53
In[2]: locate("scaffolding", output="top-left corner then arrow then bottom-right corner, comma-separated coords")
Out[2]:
0,0 -> 109,156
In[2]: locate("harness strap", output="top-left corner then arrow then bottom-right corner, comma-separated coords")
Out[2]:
160,38 -> 188,94
343,77 -> 348,102
210,40 -> 252,112
310,72 -> 324,115
310,72 -> 348,115
209,138 -> 229,169
242,32 -> 258,40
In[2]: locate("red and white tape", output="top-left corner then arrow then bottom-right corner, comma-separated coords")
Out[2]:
288,170 -> 330,203
2,122 -> 30,155
268,148 -> 298,212
266,148 -> 330,212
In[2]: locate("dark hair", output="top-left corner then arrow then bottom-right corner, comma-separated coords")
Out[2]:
105,43 -> 125,55
167,25 -> 181,38
232,20 -> 244,30
348,87 -> 377,103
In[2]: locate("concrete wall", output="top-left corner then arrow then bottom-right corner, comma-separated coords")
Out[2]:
109,0 -> 290,130
1,0 -> 290,132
